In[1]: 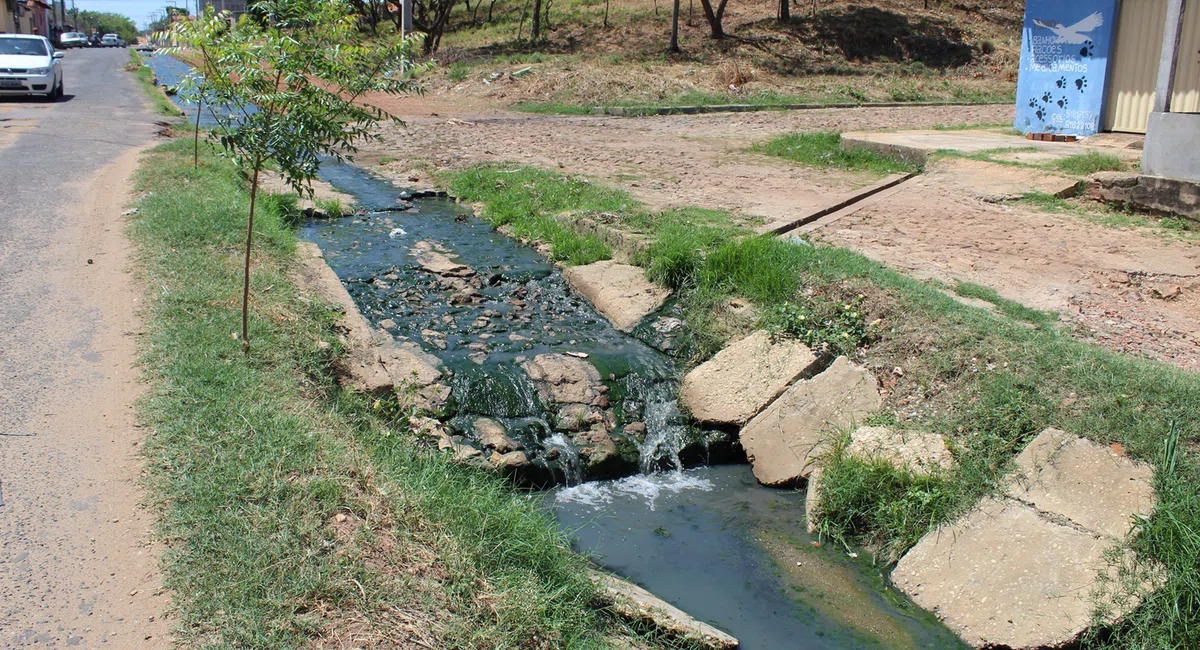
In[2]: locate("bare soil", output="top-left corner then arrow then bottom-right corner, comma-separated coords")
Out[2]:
358,96 -> 1200,371
0,148 -> 169,646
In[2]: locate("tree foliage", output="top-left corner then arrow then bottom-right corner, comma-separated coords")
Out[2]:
76,10 -> 138,42
162,0 -> 424,351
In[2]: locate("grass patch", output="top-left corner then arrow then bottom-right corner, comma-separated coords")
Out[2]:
1017,192 -> 1200,241
753,132 -> 918,175
1052,151 -> 1128,175
445,165 -> 633,265
951,280 -> 1057,326
130,140 -> 646,648
127,49 -> 184,118
511,101 -> 597,115
449,163 -> 1200,648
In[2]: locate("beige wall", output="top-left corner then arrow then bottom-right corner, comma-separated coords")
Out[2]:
1106,0 -> 1200,133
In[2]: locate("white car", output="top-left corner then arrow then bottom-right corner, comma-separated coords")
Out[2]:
101,34 -> 121,48
0,35 -> 64,100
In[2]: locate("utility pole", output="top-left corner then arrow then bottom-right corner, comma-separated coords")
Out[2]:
401,0 -> 413,34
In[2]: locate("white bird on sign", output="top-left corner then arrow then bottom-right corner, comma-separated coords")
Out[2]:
1033,11 -> 1104,44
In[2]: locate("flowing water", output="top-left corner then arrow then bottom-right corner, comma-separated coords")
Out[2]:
301,161 -> 966,650
305,160 -> 727,483
130,54 -> 966,648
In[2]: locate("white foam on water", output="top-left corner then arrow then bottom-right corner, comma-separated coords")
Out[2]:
555,471 -> 714,511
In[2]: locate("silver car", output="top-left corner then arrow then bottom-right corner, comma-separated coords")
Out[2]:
0,35 -> 65,101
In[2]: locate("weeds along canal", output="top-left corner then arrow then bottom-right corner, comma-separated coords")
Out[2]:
303,160 -> 965,650
142,48 -> 963,649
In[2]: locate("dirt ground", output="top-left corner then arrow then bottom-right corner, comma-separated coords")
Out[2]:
358,95 -> 1200,371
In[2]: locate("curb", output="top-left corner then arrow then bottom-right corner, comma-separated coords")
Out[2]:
590,101 -> 1013,117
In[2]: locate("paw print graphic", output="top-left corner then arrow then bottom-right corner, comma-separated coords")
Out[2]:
1080,41 -> 1095,58
1056,76 -> 1067,89
1057,96 -> 1069,108
1035,107 -> 1046,121
1028,98 -> 1039,108
1075,77 -> 1088,92
1042,92 -> 1053,103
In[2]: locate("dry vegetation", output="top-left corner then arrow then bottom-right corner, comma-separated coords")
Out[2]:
416,0 -> 1023,109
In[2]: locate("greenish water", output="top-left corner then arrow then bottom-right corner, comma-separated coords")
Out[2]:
305,160 -> 966,650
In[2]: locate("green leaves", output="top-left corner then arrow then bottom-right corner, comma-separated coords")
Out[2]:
161,0 -> 424,196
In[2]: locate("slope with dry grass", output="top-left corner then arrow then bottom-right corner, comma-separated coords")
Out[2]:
415,0 -> 1022,110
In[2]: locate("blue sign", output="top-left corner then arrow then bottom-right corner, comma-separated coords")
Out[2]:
1014,0 -> 1119,136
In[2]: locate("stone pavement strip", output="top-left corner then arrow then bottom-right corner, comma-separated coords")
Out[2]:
891,427 -> 1157,649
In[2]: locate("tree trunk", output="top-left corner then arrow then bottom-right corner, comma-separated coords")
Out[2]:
530,0 -> 542,40
241,157 -> 262,354
193,94 -> 203,169
778,0 -> 789,22
669,0 -> 680,52
603,0 -> 609,27
697,0 -> 727,38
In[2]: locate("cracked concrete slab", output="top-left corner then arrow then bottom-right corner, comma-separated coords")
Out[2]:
680,331 -> 819,426
892,428 -> 1157,649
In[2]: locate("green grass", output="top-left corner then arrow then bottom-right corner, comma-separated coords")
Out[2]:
449,163 -> 1200,648
753,132 -> 919,175
511,101 -> 597,115
127,48 -> 184,118
1017,192 -> 1200,241
1051,151 -> 1129,175
445,165 -> 633,265
129,141 -> 647,648
951,280 -> 1057,326
510,84 -> 1014,116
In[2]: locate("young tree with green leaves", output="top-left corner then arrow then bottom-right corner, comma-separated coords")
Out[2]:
162,0 -> 423,353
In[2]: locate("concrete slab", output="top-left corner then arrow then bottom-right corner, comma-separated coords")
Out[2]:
680,331 -> 819,426
892,497 -> 1119,650
893,427 -> 1158,649
563,260 -> 671,331
1007,428 -> 1156,540
739,356 -> 881,487
922,157 -> 1080,201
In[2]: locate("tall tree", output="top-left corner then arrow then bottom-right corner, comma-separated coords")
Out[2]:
777,0 -> 789,22
163,0 -> 421,352
77,10 -> 138,41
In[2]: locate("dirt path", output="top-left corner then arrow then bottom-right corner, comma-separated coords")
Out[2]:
359,96 -> 1199,371
0,147 -> 169,649
816,160 -> 1200,370
359,100 -> 1011,230
1,48 -> 168,648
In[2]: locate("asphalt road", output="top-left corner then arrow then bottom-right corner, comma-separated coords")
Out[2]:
0,48 -> 168,647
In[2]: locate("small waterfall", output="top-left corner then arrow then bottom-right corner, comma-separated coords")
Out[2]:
543,433 -> 583,486
639,383 -> 689,473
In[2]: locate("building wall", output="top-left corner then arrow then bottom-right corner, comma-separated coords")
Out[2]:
1014,0 -> 1121,136
1105,0 -> 1200,133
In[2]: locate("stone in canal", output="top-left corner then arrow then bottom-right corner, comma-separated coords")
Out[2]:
739,356 -> 881,487
680,330 -> 820,426
563,260 -> 672,331
521,353 -> 603,406
891,428 -> 1157,650
473,417 -> 523,453
489,450 -> 530,472
411,240 -> 474,277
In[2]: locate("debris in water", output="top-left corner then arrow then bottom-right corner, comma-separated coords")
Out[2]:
388,227 -> 407,238
565,351 -> 589,358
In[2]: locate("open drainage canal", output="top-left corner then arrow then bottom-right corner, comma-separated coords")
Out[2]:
303,162 -> 963,649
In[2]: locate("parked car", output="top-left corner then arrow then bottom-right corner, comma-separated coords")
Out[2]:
0,34 -> 64,100
58,32 -> 87,49
101,34 -> 121,48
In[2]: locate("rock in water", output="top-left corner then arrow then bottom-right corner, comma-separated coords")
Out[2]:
521,353 -> 603,406
562,260 -> 671,331
891,428 -> 1157,649
411,240 -> 474,277
680,331 -> 819,426
739,356 -> 881,487
473,417 -> 522,453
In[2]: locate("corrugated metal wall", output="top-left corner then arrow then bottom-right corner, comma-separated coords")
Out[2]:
1106,0 -> 1200,133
